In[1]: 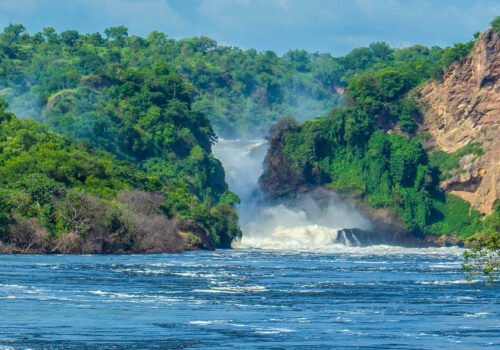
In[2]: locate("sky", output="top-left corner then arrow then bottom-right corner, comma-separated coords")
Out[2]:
0,0 -> 498,56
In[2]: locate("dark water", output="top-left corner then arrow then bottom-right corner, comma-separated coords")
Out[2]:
0,247 -> 499,349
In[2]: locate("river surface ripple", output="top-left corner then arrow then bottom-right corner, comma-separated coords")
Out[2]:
0,248 -> 499,349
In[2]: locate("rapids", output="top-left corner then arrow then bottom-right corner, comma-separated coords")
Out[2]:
1,249 -> 499,348
0,140 -> 498,349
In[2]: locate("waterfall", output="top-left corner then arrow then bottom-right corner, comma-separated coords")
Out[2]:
213,139 -> 372,251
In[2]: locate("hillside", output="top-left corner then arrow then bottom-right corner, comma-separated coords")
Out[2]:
260,27 -> 500,242
0,25 -> 447,138
0,102 -> 215,253
0,25 -> 241,249
1,23 -> 498,249
417,29 -> 500,215
0,24 -> 451,250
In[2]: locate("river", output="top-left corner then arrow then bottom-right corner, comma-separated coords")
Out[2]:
0,140 -> 499,349
0,249 -> 499,348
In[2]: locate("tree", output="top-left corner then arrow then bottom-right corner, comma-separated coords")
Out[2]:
60,30 -> 79,47
491,16 -> 500,31
146,30 -> 167,46
104,26 -> 128,41
3,24 -> 26,42
342,47 -> 375,71
369,42 -> 393,62
284,49 -> 310,72
463,202 -> 500,282
43,27 -> 59,44
312,57 -> 343,89
463,232 -> 500,283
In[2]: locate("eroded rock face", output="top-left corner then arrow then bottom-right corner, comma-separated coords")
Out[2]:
259,128 -> 311,198
417,29 -> 500,214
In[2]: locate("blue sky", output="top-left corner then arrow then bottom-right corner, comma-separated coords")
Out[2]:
0,0 -> 498,56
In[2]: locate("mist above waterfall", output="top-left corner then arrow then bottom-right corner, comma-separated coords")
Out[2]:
213,139 -> 371,250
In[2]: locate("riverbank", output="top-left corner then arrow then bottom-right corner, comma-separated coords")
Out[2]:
0,219 -> 214,254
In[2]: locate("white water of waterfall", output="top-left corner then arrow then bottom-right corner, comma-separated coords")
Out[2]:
212,139 -> 372,251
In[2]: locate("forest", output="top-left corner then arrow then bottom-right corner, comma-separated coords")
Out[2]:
260,25 -> 500,242
0,23 -> 478,138
0,25 -> 243,251
0,22 -> 498,254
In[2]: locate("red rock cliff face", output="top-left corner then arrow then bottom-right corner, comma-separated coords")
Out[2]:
417,29 -> 500,215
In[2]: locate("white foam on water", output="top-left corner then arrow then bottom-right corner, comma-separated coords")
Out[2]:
189,320 -> 221,326
172,272 -> 219,278
88,290 -> 140,298
0,284 -> 27,289
234,224 -> 463,256
236,224 -> 346,251
415,279 -> 478,285
429,262 -> 461,269
463,312 -> 489,318
144,263 -> 175,267
254,327 -> 295,335
193,285 -> 268,294
197,320 -> 230,325
215,139 -> 466,257
188,320 -> 246,328
189,319 -> 295,335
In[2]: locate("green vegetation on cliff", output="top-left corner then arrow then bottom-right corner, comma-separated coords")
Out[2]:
0,23 -> 491,250
491,15 -> 500,32
0,23 -> 466,248
0,25 -> 242,249
261,31 -> 490,238
0,100 -> 238,252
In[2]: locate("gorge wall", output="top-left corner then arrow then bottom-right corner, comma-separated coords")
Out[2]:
259,28 -> 500,242
417,29 -> 500,215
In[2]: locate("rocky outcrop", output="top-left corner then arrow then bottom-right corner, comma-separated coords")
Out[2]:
176,220 -> 215,251
416,29 -> 500,214
260,127 -> 312,198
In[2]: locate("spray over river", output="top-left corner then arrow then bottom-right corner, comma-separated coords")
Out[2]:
0,140 -> 499,348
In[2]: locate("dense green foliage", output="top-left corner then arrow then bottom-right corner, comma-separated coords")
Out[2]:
0,24 -> 476,138
0,101 -> 239,250
0,100 -> 146,249
429,143 -> 484,180
0,100 -> 239,251
0,23 -> 489,248
429,194 -> 483,237
0,25 -> 243,248
274,37 -> 487,237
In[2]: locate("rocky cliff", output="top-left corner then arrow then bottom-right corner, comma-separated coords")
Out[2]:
417,29 -> 500,214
